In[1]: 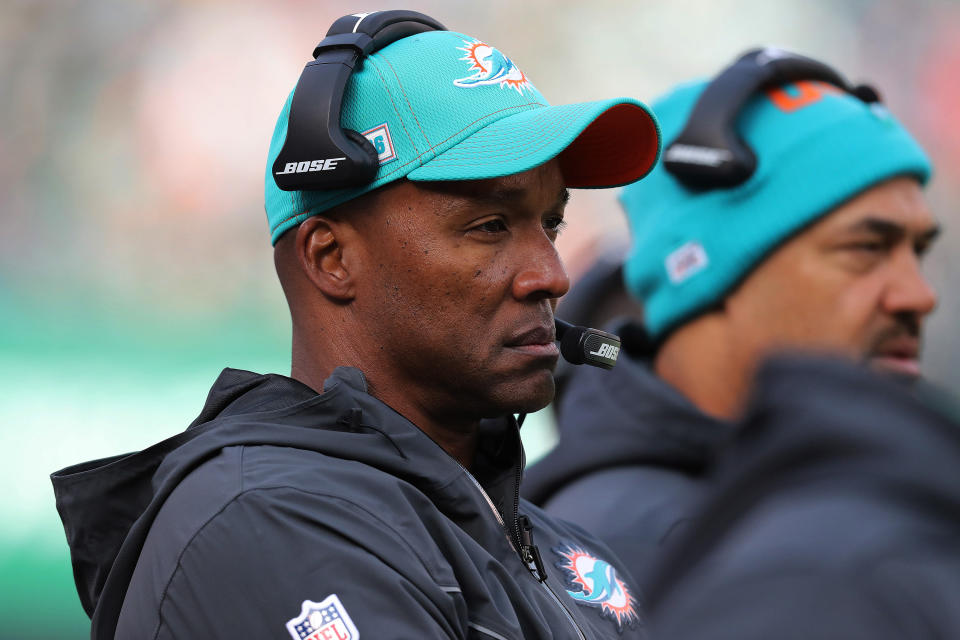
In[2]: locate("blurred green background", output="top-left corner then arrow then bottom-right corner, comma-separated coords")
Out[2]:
3,0 -> 959,637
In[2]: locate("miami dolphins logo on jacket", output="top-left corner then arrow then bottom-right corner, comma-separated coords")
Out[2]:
553,544 -> 640,631
454,39 -> 533,95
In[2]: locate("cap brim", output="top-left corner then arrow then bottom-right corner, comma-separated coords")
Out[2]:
406,98 -> 661,188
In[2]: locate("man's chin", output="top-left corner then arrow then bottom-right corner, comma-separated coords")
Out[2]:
868,355 -> 922,380
489,372 -> 556,418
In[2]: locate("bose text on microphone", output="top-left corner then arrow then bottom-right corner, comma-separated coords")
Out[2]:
555,318 -> 621,369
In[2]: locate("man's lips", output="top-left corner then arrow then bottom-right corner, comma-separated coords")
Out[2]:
869,336 -> 921,377
505,324 -> 559,357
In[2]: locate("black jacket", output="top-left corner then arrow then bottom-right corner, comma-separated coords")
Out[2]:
522,320 -> 732,582
52,367 -> 646,640
647,357 -> 960,639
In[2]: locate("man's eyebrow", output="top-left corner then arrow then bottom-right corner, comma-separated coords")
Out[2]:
471,186 -> 570,212
847,217 -> 905,240
480,186 -> 569,203
845,216 -> 940,243
477,186 -> 524,203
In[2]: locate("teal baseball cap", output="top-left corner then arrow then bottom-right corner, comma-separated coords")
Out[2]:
265,29 -> 661,244
621,74 -> 932,340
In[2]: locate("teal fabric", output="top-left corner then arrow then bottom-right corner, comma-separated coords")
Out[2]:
621,79 -> 932,339
265,30 -> 660,244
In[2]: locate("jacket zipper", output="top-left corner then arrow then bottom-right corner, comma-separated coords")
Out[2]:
517,516 -> 586,640
458,440 -> 588,640
509,423 -> 587,639
464,472 -> 587,640
539,577 -> 587,640
462,470 -> 516,548
519,514 -> 587,640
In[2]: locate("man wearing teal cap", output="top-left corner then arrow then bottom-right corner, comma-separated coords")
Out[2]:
523,48 -> 940,584
52,11 -> 660,639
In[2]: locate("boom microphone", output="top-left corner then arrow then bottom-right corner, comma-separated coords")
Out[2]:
554,318 -> 621,369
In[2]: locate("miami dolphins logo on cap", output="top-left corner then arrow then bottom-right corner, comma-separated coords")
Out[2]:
553,544 -> 640,631
454,39 -> 533,95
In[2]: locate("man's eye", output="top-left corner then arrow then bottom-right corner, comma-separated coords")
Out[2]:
544,216 -> 567,234
474,219 -> 508,233
844,238 -> 891,254
851,242 -> 885,252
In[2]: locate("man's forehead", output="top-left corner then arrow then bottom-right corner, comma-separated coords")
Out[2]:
413,162 -> 569,207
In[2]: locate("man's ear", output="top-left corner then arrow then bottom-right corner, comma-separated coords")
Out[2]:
295,216 -> 357,302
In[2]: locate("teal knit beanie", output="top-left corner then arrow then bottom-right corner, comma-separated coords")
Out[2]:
621,76 -> 932,340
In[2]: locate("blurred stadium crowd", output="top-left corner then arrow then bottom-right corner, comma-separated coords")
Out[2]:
2,0 -> 959,637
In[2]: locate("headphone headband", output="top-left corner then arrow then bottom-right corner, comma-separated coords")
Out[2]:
273,11 -> 447,192
663,47 -> 880,189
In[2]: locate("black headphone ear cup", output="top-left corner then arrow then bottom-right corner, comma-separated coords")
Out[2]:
344,129 -> 380,176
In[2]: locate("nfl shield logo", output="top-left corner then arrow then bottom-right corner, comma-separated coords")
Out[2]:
285,594 -> 359,640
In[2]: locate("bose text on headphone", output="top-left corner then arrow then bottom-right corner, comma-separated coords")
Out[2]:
272,10 -> 447,192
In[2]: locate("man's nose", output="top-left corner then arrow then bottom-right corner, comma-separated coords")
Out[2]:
512,234 -> 571,302
882,250 -> 938,319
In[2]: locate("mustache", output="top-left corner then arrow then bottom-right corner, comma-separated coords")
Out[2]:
867,313 -> 921,353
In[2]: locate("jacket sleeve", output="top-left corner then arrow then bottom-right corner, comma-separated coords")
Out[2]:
147,486 -> 469,640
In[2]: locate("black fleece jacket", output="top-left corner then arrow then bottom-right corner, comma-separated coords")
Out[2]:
647,356 -> 960,639
52,366 -> 646,640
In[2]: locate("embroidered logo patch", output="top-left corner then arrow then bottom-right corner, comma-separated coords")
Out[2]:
553,544 -> 639,631
454,39 -> 533,95
285,594 -> 359,640
665,241 -> 709,284
362,123 -> 397,166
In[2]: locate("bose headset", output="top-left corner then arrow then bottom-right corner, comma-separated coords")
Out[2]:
273,9 -> 622,370
662,46 -> 882,189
